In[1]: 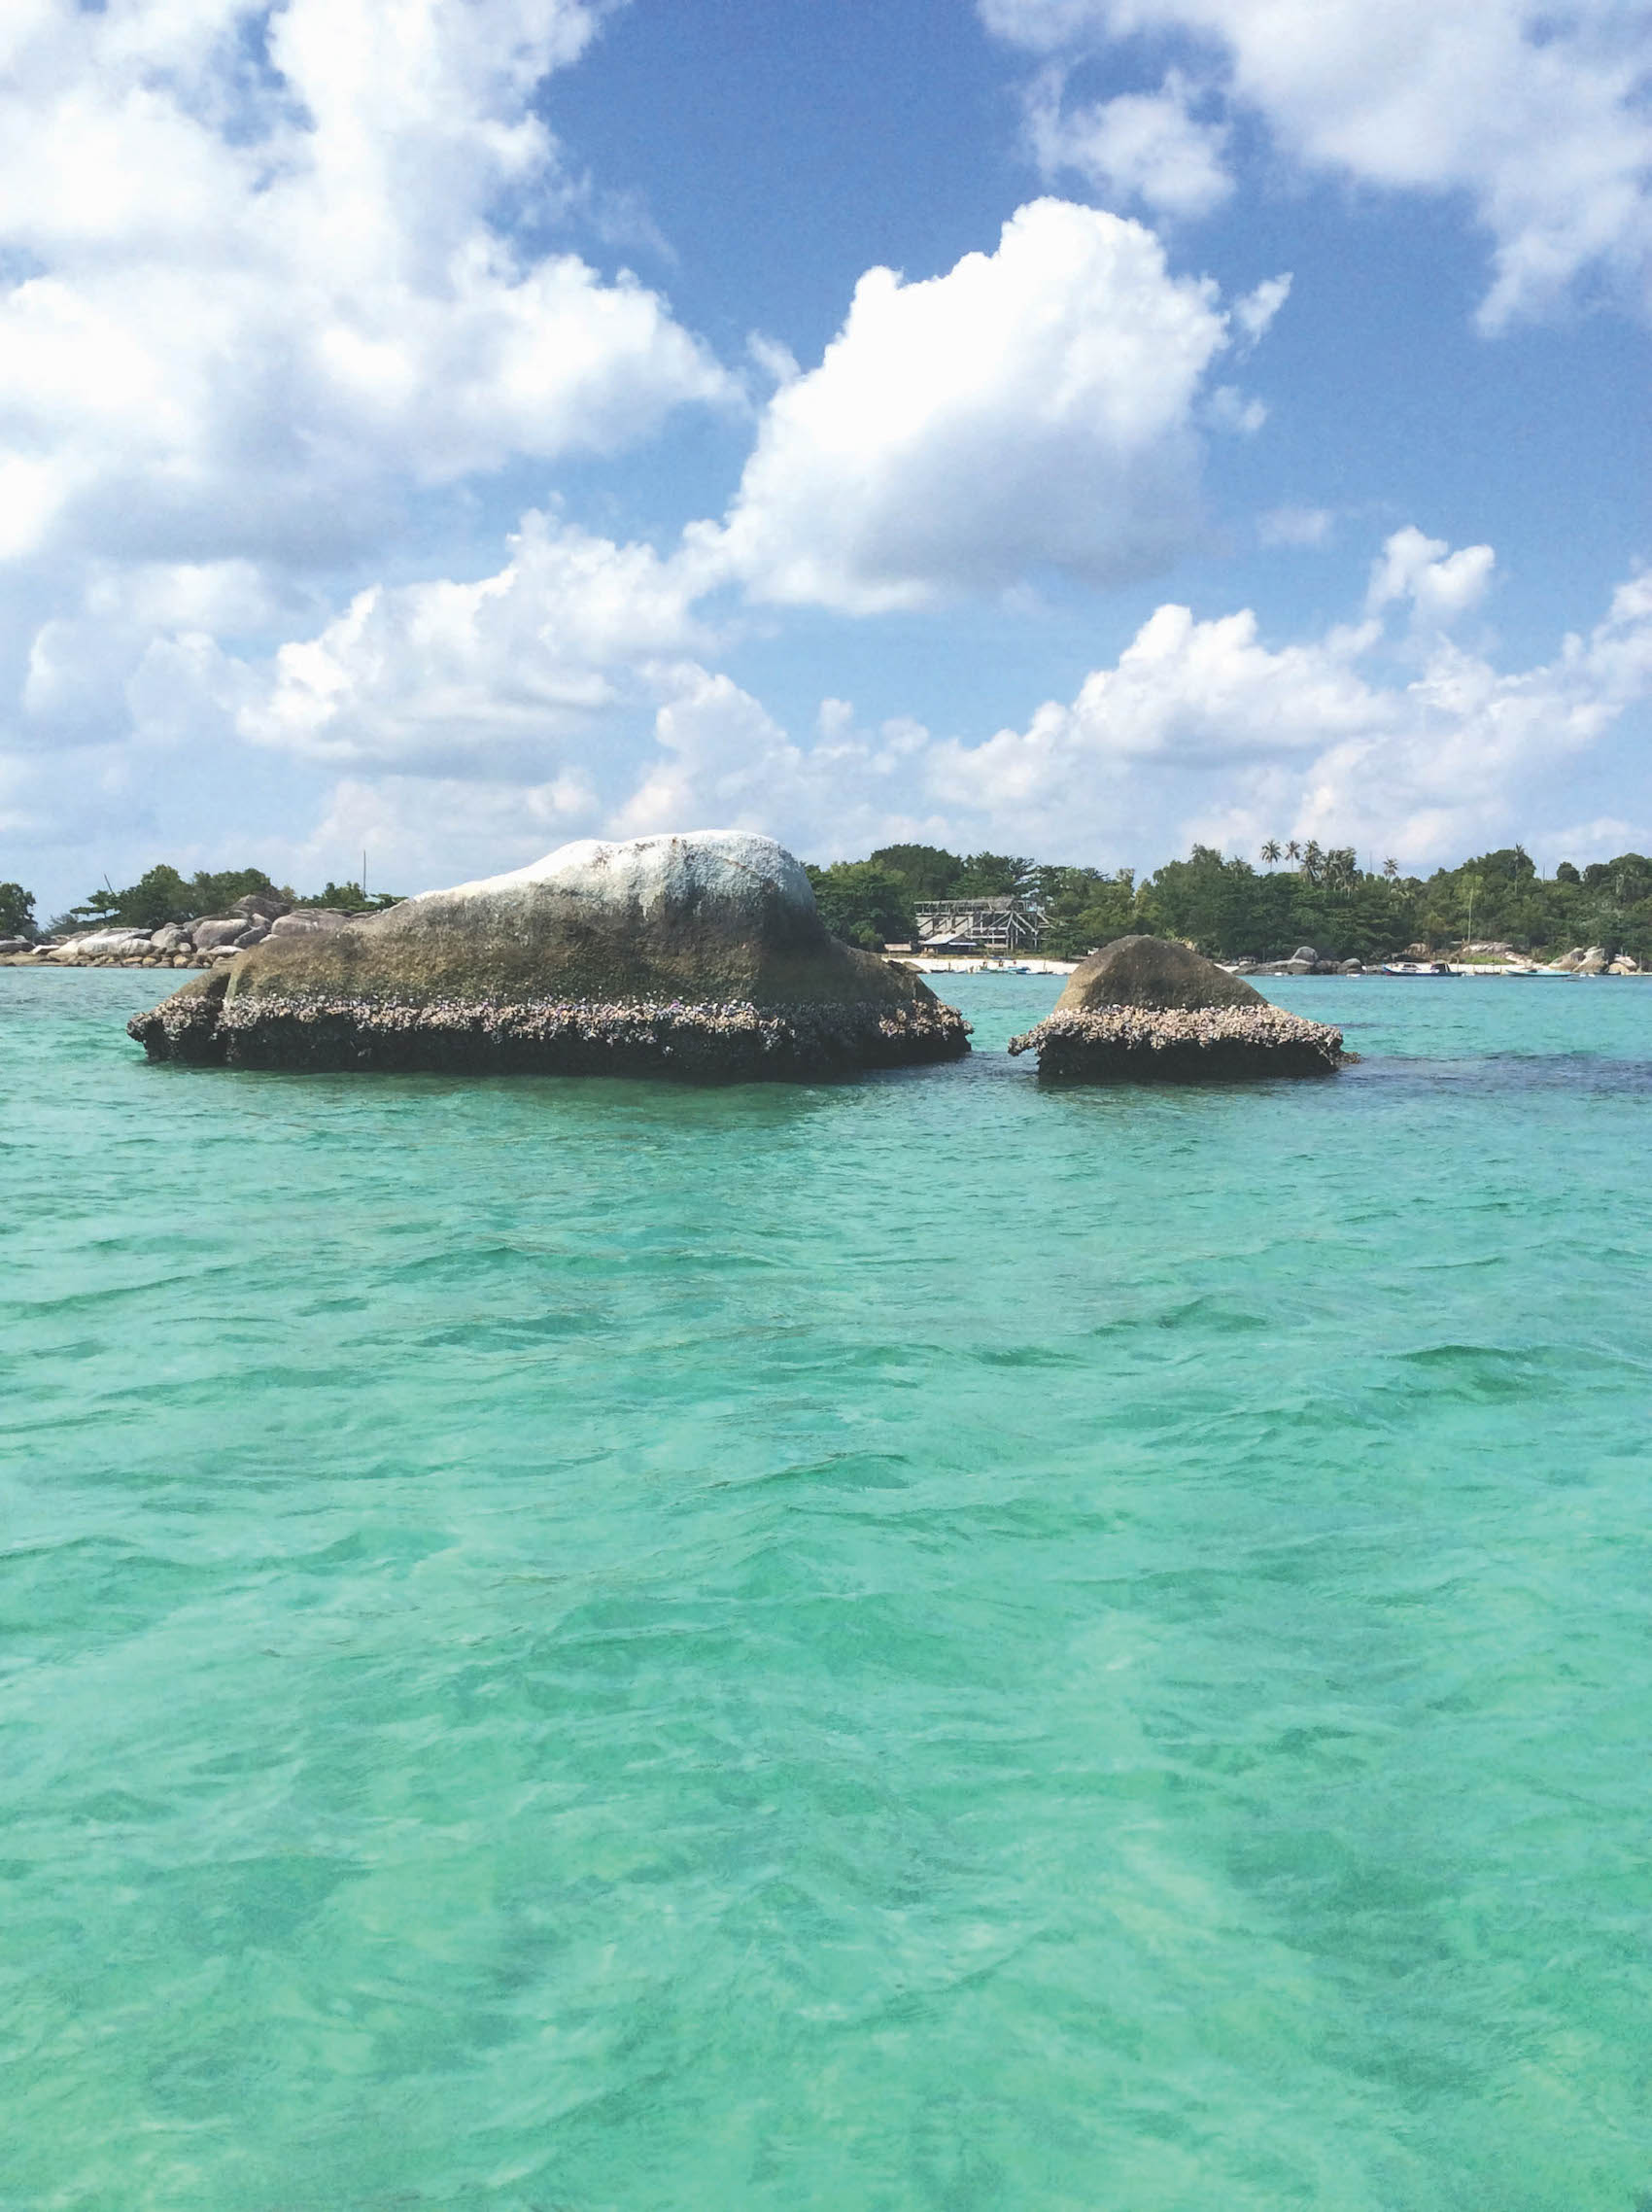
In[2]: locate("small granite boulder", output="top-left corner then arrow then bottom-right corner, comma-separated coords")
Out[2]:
1007,934 -> 1347,1081
129,830 -> 971,1081
192,917 -> 253,950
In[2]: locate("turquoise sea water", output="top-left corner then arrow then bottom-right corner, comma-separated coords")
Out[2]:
5,968 -> 1651,2212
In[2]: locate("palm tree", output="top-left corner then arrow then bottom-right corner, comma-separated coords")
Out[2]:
1260,839 -> 1282,866
1382,856 -> 1399,881
1325,847 -> 1358,896
1301,840 -> 1325,885
1284,839 -> 1302,865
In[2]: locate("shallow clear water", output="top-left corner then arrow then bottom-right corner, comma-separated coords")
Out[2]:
5,968 -> 1651,2212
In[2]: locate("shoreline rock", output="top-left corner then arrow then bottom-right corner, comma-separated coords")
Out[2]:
128,832 -> 971,1083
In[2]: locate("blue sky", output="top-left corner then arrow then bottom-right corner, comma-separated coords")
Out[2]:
3,0 -> 1648,916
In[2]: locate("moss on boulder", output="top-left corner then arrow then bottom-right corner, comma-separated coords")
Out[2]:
128,831 -> 970,1081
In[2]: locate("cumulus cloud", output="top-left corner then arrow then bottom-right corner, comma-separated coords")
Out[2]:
1203,384 -> 1266,434
981,0 -> 1652,326
706,199 -> 1239,611
537,537 -> 1646,874
1258,506 -> 1333,550
0,0 -> 732,583
239,512 -> 714,771
1026,66 -> 1232,220
213,514 -> 1650,885
289,770 -> 602,896
1366,526 -> 1496,626
609,667 -> 800,839
913,552 -> 1651,865
29,516 -> 1648,899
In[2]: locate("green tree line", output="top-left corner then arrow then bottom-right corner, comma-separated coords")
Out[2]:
807,841 -> 1652,962
13,864 -> 405,938
10,842 -> 1652,962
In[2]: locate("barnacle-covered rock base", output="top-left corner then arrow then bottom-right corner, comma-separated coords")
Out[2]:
130,981 -> 967,1079
1008,1002 -> 1347,1081
129,831 -> 970,1083
1007,933 -> 1348,1082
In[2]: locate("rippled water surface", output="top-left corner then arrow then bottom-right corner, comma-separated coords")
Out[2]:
5,969 -> 1651,2211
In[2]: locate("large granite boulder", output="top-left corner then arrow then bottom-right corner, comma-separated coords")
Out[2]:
129,830 -> 970,1081
1008,933 -> 1347,1080
191,916 -> 256,950
54,929 -> 156,960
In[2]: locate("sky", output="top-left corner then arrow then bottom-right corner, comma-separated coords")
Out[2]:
3,0 -> 1649,917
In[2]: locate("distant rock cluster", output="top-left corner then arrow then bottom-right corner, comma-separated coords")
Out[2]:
1229,945 -> 1366,976
1550,945 -> 1641,975
4,892 -> 357,969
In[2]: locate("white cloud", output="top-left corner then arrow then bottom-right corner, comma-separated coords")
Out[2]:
1366,525 -> 1496,625
560,536 -> 1649,873
17,512 -> 1650,904
290,770 -> 602,896
1203,384 -> 1266,434
1546,814 -> 1646,865
239,511 -> 714,771
220,522 -> 1652,882
745,331 -> 803,389
912,550 -> 1651,866
610,666 -> 801,839
1026,66 -> 1232,220
1231,273 -> 1291,353
981,0 -> 1652,326
706,198 -> 1240,611
0,0 -> 733,582
612,675 -> 973,861
1258,505 -> 1333,550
